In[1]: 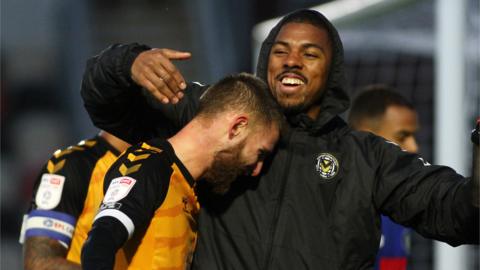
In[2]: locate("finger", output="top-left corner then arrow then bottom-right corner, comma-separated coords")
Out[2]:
160,48 -> 191,60
144,71 -> 178,102
151,66 -> 182,96
142,80 -> 170,104
157,49 -> 189,90
157,57 -> 188,91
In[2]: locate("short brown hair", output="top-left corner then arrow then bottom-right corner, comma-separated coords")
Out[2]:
197,73 -> 285,131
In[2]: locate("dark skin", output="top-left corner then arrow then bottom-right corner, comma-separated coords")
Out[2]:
24,237 -> 81,270
357,105 -> 419,154
131,48 -> 190,104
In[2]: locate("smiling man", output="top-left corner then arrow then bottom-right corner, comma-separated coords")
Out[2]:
267,22 -> 332,118
80,9 -> 478,270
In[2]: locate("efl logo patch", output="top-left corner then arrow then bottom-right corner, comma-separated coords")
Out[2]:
103,176 -> 137,203
24,210 -> 76,248
315,153 -> 339,179
35,174 -> 66,210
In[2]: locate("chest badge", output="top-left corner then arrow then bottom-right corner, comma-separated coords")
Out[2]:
315,153 -> 339,179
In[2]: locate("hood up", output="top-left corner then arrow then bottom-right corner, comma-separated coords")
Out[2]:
256,9 -> 350,132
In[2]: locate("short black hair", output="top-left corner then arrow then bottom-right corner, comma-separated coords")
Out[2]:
348,84 -> 415,129
197,73 -> 285,130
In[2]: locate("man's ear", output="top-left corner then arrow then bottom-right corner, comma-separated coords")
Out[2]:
228,115 -> 249,139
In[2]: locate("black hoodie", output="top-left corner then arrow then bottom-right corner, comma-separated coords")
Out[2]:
81,9 -> 478,270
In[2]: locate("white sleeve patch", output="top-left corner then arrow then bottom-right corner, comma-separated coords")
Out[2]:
94,209 -> 135,238
18,214 -> 28,244
103,176 -> 137,203
35,174 -> 66,210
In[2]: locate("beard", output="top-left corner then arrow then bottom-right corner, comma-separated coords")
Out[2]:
271,82 -> 326,117
202,140 -> 253,195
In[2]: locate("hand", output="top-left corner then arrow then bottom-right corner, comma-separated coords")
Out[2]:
131,48 -> 191,104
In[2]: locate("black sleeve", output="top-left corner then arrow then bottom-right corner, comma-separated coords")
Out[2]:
27,150 -> 91,217
81,217 -> 128,270
99,148 -> 172,240
371,135 -> 479,246
81,43 -> 154,144
81,43 -> 207,144
82,150 -> 171,268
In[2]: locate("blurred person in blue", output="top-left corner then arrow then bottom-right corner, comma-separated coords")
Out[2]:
20,131 -> 130,270
80,9 -> 479,269
348,85 -> 419,270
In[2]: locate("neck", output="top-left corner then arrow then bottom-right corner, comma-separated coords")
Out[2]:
98,131 -> 131,153
306,105 -> 321,120
167,120 -> 216,180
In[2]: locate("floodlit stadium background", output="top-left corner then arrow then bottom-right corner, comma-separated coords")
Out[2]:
1,0 -> 478,269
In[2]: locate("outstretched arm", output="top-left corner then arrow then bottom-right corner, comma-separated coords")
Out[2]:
371,132 -> 479,246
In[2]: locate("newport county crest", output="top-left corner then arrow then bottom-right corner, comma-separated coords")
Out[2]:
315,153 -> 339,179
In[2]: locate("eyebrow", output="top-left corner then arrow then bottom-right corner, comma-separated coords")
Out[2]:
273,41 -> 325,53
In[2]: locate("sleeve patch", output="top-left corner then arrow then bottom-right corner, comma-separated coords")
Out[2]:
25,210 -> 76,248
103,176 -> 137,203
35,173 -> 66,210
18,214 -> 28,244
94,209 -> 135,238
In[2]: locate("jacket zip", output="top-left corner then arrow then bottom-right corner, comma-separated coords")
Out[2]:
263,131 -> 296,269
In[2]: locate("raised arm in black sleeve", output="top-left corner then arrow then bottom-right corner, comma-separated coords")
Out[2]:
81,43 -> 207,145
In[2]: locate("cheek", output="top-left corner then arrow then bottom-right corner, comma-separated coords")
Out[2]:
267,59 -> 278,82
240,148 -> 257,166
311,62 -> 329,81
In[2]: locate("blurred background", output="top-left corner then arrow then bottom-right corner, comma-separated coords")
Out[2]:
1,0 -> 478,269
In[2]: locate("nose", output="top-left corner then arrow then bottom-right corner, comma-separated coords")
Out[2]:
250,161 -> 264,177
284,52 -> 302,68
404,137 -> 419,154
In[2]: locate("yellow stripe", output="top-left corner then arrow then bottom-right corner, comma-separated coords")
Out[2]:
119,163 -> 142,176
127,153 -> 150,162
47,159 -> 66,173
141,142 -> 163,153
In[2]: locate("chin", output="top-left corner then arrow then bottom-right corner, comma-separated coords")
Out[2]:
278,100 -> 307,115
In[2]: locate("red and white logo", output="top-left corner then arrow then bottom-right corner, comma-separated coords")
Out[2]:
49,177 -> 62,185
103,176 -> 137,203
35,174 -> 66,210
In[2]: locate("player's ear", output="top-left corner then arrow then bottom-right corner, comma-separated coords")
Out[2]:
228,115 -> 249,140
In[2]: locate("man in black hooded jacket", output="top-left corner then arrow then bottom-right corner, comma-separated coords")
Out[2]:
81,9 -> 479,270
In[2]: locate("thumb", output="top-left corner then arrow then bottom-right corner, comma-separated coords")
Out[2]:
161,48 -> 192,60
